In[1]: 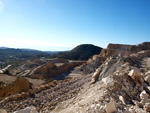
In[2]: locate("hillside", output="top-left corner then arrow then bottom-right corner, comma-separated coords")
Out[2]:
51,44 -> 102,60
0,48 -> 49,62
1,42 -> 150,113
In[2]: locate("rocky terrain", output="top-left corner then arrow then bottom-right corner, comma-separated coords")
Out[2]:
0,42 -> 150,113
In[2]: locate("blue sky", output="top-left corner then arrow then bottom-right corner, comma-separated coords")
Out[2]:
0,0 -> 150,51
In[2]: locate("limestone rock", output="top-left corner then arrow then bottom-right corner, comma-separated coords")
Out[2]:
119,96 -> 126,104
0,77 -> 30,97
140,90 -> 149,100
0,109 -> 7,113
13,106 -> 38,113
105,100 -> 116,113
144,75 -> 150,85
144,103 -> 150,112
102,76 -> 115,87
145,71 -> 150,76
128,68 -> 142,83
135,107 -> 146,113
91,68 -> 101,84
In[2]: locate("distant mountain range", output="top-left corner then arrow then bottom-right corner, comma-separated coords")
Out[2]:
0,47 -> 49,61
0,44 -> 102,61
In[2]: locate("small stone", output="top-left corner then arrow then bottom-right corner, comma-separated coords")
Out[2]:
3,97 -> 10,102
40,85 -> 46,90
136,83 -> 141,88
134,106 -> 146,113
144,103 -> 150,112
34,87 -> 41,93
119,96 -> 126,104
140,90 -> 149,100
91,104 -> 95,108
128,68 -> 142,83
102,76 -> 115,87
99,106 -> 105,113
139,86 -> 143,92
105,99 -> 116,113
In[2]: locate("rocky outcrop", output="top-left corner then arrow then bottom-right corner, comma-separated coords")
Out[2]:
87,50 -> 150,113
31,62 -> 83,79
79,55 -> 105,74
100,42 -> 150,57
2,80 -> 59,103
0,77 -> 30,97
91,55 -> 125,83
80,42 -> 150,74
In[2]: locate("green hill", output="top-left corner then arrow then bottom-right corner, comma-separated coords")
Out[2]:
51,44 -> 102,60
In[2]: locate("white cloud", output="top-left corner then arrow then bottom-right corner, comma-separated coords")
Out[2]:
0,0 -> 4,13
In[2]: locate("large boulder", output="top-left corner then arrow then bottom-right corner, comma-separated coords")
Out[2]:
128,68 -> 143,83
0,77 -> 30,97
102,76 -> 115,87
31,62 -> 83,79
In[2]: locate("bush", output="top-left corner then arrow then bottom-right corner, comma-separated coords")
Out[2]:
3,69 -> 10,75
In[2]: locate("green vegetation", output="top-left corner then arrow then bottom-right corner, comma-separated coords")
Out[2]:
3,69 -> 10,75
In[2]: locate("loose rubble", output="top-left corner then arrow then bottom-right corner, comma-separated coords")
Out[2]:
1,42 -> 150,113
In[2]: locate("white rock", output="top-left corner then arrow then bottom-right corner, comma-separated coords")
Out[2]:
91,104 -> 95,108
135,108 -> 146,113
145,71 -> 150,76
119,96 -> 126,104
91,68 -> 101,84
147,86 -> 150,90
13,106 -> 38,113
128,68 -> 142,82
144,75 -> 150,85
102,76 -> 115,87
99,106 -> 105,113
140,90 -> 149,100
105,99 -> 116,113
128,108 -> 135,113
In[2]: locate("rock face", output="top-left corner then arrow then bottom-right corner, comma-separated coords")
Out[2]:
80,55 -> 105,74
31,62 -> 83,79
88,48 -> 150,112
100,42 -> 150,57
0,77 -> 30,97
80,42 -> 150,74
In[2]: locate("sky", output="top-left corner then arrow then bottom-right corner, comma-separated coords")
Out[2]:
0,0 -> 150,51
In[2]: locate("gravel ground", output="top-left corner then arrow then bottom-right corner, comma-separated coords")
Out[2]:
0,68 -> 92,113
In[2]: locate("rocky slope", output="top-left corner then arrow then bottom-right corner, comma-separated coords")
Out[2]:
80,42 -> 150,74
0,42 -> 150,113
52,50 -> 150,113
